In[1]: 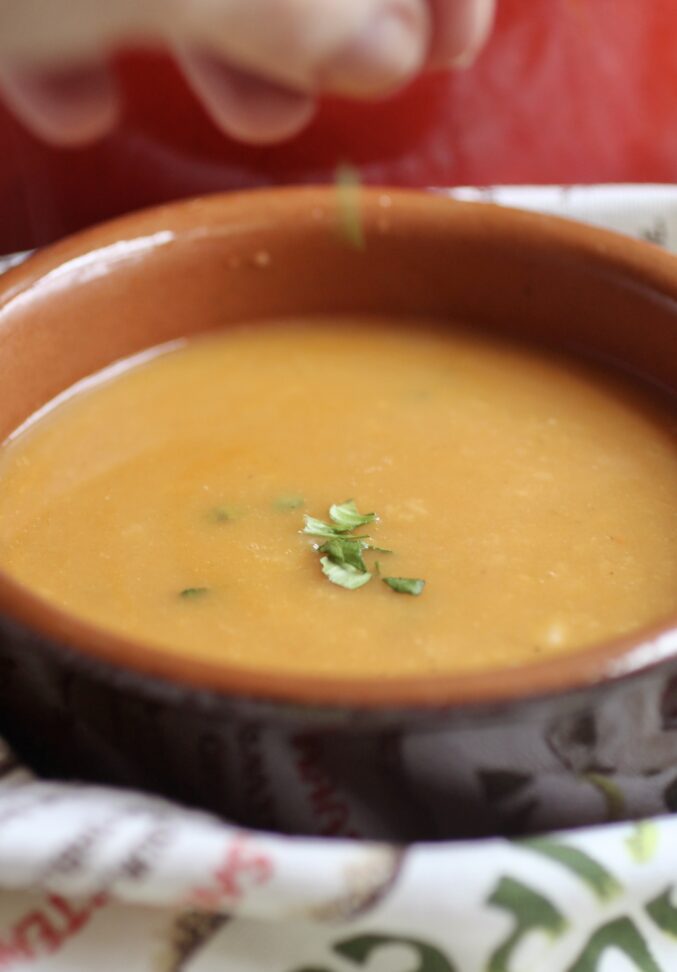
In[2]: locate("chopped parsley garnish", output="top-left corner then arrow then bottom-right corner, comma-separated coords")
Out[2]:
383,577 -> 426,596
303,500 -> 376,538
180,587 -> 209,599
329,499 -> 376,531
302,515 -> 344,538
320,557 -> 372,590
319,537 -> 369,573
303,501 -> 425,594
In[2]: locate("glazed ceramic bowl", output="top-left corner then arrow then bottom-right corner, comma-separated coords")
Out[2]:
0,188 -> 676,841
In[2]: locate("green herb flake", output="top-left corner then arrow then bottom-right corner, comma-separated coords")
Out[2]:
179,587 -> 209,599
211,505 -> 240,524
274,495 -> 305,512
329,499 -> 377,532
383,577 -> 426,596
320,556 -> 372,590
319,537 -> 369,573
335,163 -> 365,250
302,515 -> 342,538
304,501 -> 425,595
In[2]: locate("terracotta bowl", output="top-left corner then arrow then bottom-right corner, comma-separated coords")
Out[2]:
0,188 -> 676,841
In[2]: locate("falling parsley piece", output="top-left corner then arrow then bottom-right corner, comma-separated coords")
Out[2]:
329,499 -> 377,532
180,587 -> 209,599
321,557 -> 372,590
383,577 -> 426,596
335,163 -> 365,250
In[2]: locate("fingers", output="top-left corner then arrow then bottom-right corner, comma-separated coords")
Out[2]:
1,0 -> 429,99
174,0 -> 430,98
0,0 -> 146,144
0,61 -> 119,145
172,0 -> 429,144
0,0 -> 160,63
177,51 -> 316,144
426,0 -> 496,69
0,0 -> 495,147
320,2 -> 429,98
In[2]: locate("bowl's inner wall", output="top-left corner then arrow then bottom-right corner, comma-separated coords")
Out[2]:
1,196 -> 676,443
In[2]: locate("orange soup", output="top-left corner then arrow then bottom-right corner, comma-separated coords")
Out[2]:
0,317 -> 675,677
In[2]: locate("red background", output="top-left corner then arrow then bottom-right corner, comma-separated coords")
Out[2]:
1,0 -> 676,252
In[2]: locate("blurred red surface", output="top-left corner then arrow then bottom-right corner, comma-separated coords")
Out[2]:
1,0 -> 677,251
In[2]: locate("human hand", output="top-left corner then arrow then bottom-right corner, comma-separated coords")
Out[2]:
0,0 -> 495,146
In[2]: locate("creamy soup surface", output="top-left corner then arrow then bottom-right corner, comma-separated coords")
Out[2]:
0,317 -> 676,677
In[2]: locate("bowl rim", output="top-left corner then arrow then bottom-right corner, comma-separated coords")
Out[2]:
0,185 -> 676,710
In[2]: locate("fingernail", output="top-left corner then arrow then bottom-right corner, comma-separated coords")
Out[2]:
322,3 -> 427,97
